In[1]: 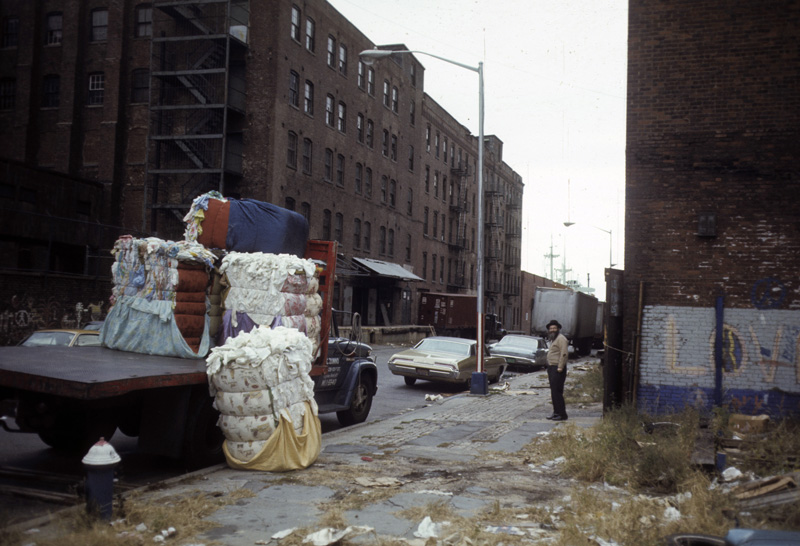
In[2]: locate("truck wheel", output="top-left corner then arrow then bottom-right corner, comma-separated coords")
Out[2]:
38,411 -> 117,453
182,394 -> 224,470
337,375 -> 374,426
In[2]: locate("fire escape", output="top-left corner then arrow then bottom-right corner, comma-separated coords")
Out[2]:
447,158 -> 470,291
144,0 -> 249,237
504,191 -> 522,298
484,171 -> 504,299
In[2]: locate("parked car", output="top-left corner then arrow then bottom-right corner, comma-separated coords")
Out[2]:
19,329 -> 101,347
488,334 -> 548,372
387,336 -> 506,389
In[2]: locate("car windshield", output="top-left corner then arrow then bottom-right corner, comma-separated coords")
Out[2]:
75,334 -> 101,346
497,336 -> 539,349
21,331 -> 76,346
415,338 -> 471,356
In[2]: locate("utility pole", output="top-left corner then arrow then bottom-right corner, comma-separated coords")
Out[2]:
543,234 -> 559,281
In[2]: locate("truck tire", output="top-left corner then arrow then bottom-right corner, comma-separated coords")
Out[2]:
404,376 -> 417,386
337,375 -> 374,426
38,411 -> 117,453
182,394 -> 224,470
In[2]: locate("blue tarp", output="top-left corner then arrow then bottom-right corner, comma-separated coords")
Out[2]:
227,199 -> 309,257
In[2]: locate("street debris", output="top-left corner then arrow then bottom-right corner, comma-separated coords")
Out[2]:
413,516 -> 449,539
484,525 -> 526,536
271,528 -> 296,540
354,476 -> 404,487
425,394 -> 444,402
302,525 -> 373,545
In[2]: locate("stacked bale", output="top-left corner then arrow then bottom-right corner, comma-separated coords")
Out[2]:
217,252 -> 323,358
206,326 -> 317,463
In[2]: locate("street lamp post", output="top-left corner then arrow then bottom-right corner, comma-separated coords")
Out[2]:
360,48 -> 488,394
563,221 -> 615,268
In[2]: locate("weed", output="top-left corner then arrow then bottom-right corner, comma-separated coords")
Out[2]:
565,360 -> 603,404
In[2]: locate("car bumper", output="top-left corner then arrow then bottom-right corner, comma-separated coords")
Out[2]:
493,355 -> 543,371
388,362 -> 467,383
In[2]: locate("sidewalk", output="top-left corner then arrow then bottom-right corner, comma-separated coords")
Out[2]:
137,369 -> 603,545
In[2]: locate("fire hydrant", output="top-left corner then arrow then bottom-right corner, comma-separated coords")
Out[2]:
82,437 -> 121,520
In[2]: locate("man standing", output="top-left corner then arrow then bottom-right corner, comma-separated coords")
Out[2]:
545,319 -> 569,421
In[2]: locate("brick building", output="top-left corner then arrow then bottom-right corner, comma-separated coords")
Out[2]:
0,0 -> 523,342
624,0 -> 800,415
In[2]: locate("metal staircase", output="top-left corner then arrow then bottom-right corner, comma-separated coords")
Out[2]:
143,0 -> 249,236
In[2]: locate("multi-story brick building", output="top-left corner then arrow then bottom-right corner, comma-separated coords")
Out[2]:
623,0 -> 800,415
0,0 -> 523,342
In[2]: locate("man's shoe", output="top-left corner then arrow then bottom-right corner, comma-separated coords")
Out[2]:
551,415 -> 568,421
546,414 -> 558,420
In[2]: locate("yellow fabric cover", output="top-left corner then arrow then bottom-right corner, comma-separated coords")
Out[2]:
222,401 -> 321,471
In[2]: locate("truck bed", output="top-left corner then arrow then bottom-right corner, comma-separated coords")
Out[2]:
0,347 -> 207,400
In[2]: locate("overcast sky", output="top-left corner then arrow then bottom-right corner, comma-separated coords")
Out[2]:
327,0 -> 628,301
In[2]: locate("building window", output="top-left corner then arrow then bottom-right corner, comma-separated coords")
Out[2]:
433,171 -> 439,197
322,209 -> 331,240
285,197 -> 296,211
334,213 -> 343,243
305,17 -> 315,52
357,61 -> 365,89
3,17 -> 19,48
410,63 -> 417,87
302,138 -> 313,174
337,102 -> 346,132
441,214 -> 446,241
130,69 -> 148,103
0,79 -> 15,110
390,134 -> 397,161
353,218 -> 361,249
287,131 -> 298,169
424,166 -> 430,192
45,12 -> 62,45
410,101 -> 416,125
434,132 -> 440,158
365,168 -> 372,198
383,80 -> 390,108
405,234 -> 411,262
336,154 -> 345,187
391,86 -> 398,113
355,163 -> 363,194
440,256 -> 444,283
325,94 -> 334,126
407,188 -> 413,215
327,35 -> 336,68
42,75 -> 60,107
408,145 -> 415,171
382,129 -> 389,157
356,113 -> 364,143
136,4 -> 152,37
87,73 -> 104,105
301,202 -> 311,222
367,67 -> 375,95
422,252 -> 427,279
432,254 -> 437,281
304,81 -> 314,115
380,176 -> 388,203
423,207 -> 429,235
379,227 -> 386,255
289,70 -> 299,107
366,119 -> 374,148
338,44 -> 347,75
324,148 -> 333,182
443,137 -> 448,163
91,9 -> 108,42
388,229 -> 395,257
363,222 -> 371,251
389,179 -> 396,207
290,5 -> 301,42
433,211 -> 439,238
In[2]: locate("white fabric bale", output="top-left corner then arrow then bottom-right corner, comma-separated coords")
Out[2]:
217,413 -> 277,442
269,375 -> 315,410
215,389 -> 273,417
225,439 -> 267,462
305,293 -> 323,317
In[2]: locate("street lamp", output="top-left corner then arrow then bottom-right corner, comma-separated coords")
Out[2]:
360,48 -> 488,395
563,221 -> 615,268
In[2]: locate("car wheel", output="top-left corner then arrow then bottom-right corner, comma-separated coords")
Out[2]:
337,375 -> 374,426
404,376 -> 417,386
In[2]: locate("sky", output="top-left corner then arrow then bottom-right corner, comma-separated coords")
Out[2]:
327,0 -> 628,301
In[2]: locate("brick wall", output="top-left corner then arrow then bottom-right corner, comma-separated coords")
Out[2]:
625,0 -> 800,415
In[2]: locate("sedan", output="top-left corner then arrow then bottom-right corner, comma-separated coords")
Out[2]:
488,334 -> 548,372
387,336 -> 506,388
19,329 -> 101,347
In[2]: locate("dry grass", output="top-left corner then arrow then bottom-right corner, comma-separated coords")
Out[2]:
565,360 -> 604,404
4,488 -> 255,546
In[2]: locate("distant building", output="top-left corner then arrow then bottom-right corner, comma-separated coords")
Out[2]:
0,0 -> 523,342
623,0 -> 800,416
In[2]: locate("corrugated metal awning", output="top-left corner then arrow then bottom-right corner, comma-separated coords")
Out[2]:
352,257 -> 424,281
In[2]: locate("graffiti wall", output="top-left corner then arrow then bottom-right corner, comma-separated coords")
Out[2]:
0,275 -> 112,346
637,304 -> 800,416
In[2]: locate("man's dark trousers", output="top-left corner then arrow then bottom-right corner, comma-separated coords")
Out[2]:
547,365 -> 568,418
